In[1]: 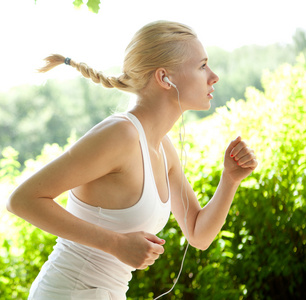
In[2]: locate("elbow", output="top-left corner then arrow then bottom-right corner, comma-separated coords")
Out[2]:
197,244 -> 210,251
6,193 -> 17,214
188,212 -> 212,251
6,200 -> 12,213
6,189 -> 23,215
192,243 -> 210,251
189,237 -> 211,251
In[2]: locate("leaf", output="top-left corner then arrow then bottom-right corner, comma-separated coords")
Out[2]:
87,0 -> 101,13
73,0 -> 84,8
220,230 -> 235,238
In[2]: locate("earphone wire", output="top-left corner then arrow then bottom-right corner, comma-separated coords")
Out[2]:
153,85 -> 190,300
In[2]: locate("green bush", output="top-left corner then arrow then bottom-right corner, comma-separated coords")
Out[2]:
0,55 -> 305,299
0,75 -> 129,165
0,144 -> 69,300
127,55 -> 306,299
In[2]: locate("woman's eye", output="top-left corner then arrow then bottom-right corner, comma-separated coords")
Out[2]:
201,64 -> 206,69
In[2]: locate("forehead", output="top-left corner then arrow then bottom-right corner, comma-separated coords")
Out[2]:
186,38 -> 208,63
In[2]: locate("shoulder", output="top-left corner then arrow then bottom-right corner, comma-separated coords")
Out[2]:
87,114 -> 139,147
67,114 -> 140,172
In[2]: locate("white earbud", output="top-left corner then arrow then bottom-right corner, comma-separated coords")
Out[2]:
163,76 -> 176,88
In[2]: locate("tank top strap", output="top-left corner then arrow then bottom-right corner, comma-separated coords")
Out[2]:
124,113 -> 166,168
124,112 -> 148,146
160,143 -> 168,173
123,112 -> 170,199
123,112 -> 152,173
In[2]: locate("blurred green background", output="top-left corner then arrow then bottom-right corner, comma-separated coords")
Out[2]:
1,51 -> 305,299
0,1 -> 306,299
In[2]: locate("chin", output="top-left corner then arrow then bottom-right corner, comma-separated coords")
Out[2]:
205,102 -> 211,110
188,100 -> 211,111
191,106 -> 211,112
200,101 -> 211,111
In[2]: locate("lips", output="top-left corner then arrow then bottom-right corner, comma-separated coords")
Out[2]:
207,87 -> 214,99
207,87 -> 215,95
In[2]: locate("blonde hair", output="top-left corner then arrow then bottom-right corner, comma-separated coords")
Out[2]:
38,20 -> 197,93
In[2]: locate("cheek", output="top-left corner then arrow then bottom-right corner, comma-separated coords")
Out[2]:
177,71 -> 206,99
179,70 -> 189,84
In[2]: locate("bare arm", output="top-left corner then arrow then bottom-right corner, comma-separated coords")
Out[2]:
166,136 -> 258,250
7,118 -> 165,269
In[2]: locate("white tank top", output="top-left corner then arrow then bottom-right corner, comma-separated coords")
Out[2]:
47,112 -> 171,299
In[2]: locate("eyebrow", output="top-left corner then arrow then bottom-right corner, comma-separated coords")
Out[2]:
200,58 -> 208,62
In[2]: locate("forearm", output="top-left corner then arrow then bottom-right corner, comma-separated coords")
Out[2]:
192,172 -> 240,250
7,190 -> 165,270
6,190 -> 119,255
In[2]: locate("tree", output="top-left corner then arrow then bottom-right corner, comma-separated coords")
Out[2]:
127,54 -> 306,299
187,42 -> 297,121
292,28 -> 306,55
0,75 -> 130,166
1,55 -> 305,300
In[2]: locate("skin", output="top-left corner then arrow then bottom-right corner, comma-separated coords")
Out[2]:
7,38 -> 258,270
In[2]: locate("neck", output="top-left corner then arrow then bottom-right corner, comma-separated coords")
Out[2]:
128,93 -> 183,151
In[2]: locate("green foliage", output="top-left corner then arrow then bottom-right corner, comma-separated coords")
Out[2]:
293,28 -> 306,55
190,43 -> 296,120
127,55 -> 306,299
0,75 -> 129,165
1,56 -> 305,299
0,144 -> 68,300
73,0 -> 101,13
188,28 -> 306,121
2,31 -> 306,162
36,0 -> 102,13
0,147 -> 20,185
0,217 -> 57,299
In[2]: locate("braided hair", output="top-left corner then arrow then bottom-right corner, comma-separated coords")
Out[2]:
38,20 -> 197,94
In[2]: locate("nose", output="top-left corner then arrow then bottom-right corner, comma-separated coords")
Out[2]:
208,67 -> 219,85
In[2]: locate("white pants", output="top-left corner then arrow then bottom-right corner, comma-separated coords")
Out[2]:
28,261 -> 112,300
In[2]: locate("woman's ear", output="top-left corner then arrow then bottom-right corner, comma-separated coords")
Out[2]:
154,68 -> 172,90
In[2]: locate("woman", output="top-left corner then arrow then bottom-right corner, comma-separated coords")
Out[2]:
7,20 -> 258,299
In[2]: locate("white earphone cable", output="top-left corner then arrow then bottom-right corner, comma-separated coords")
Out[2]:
153,85 -> 190,300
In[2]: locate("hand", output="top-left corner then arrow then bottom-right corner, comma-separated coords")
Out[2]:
223,136 -> 258,183
113,231 -> 165,269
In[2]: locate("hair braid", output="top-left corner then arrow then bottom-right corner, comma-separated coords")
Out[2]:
75,62 -> 113,88
37,54 -> 131,91
37,21 -> 197,94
